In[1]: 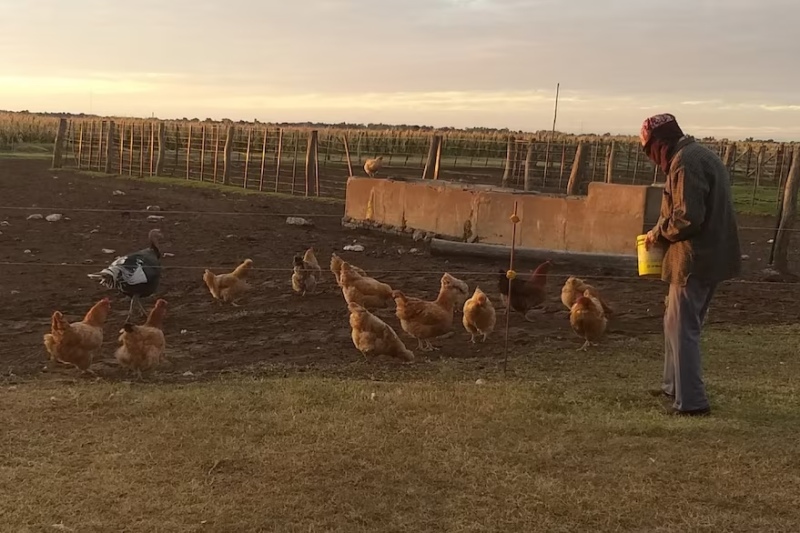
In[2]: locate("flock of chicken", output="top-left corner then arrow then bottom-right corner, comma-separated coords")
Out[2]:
41,226 -> 614,377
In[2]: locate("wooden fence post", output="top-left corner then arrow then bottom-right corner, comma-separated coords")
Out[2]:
259,127 -> 268,191
772,147 -> 800,272
243,127 -> 252,189
213,125 -> 220,183
291,131 -> 299,194
274,128 -> 283,192
722,143 -> 736,179
155,122 -> 167,176
422,135 -> 441,180
434,135 -> 443,180
222,125 -> 234,185
87,122 -> 94,172
118,122 -> 125,174
52,118 -> 68,168
104,121 -> 116,174
186,125 -> 193,180
148,123 -> 155,176
566,141 -> 588,195
76,122 -> 84,169
750,145 -> 765,206
138,122 -> 145,177
314,132 -> 321,195
605,141 -> 616,183
128,123 -> 135,176
305,130 -> 319,196
199,125 -> 206,181
502,136 -> 516,187
557,140 -> 567,189
523,142 -> 535,191
342,133 -> 354,177
96,121 -> 104,171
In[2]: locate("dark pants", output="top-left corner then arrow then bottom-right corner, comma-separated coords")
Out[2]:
663,276 -> 716,412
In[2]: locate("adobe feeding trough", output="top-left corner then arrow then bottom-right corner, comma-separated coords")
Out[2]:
342,176 -> 663,268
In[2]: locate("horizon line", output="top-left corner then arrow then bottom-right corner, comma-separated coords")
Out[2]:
1,109 -> 795,144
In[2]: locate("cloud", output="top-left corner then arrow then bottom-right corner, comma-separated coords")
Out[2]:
0,74 -> 160,96
759,104 -> 800,112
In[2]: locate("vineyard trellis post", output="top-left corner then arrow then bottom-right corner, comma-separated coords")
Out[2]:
421,135 -> 441,180
138,122 -> 145,177
566,141 -> 587,195
52,118 -> 67,169
750,145 -> 765,206
259,127 -> 268,191
199,125 -> 206,181
605,141 -> 616,183
314,131 -> 321,195
291,130 -> 299,194
156,122 -> 166,176
103,121 -> 116,174
118,122 -> 125,174
243,127 -> 252,189
127,123 -> 135,176
148,122 -> 155,176
771,146 -> 800,273
557,140 -> 567,189
523,141 -> 535,191
96,121 -> 104,171
186,125 -> 193,180
434,135 -> 442,180
76,123 -> 84,170
212,125 -> 220,183
342,133 -> 354,177
305,129 -> 319,196
87,122 -> 94,172
222,125 -> 234,185
274,128 -> 284,193
502,136 -> 516,187
722,143 -> 737,182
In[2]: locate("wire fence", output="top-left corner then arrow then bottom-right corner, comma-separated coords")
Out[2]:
8,114 -> 794,212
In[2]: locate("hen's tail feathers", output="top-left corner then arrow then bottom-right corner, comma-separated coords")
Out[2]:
87,268 -> 117,289
51,311 -> 69,333
43,334 -> 57,359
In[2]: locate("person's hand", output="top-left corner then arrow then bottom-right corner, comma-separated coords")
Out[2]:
644,229 -> 659,250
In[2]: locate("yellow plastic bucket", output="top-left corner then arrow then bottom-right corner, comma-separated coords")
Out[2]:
636,234 -> 665,277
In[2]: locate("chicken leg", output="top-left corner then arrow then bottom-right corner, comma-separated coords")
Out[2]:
126,297 -> 136,322
415,338 -> 437,352
577,339 -> 599,352
126,295 -> 148,322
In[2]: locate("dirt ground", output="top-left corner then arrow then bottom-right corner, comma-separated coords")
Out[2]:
1,158 -> 798,382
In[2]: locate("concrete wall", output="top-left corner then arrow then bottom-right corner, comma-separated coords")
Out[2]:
344,177 -> 663,256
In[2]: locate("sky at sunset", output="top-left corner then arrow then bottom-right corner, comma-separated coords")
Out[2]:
2,0 -> 799,139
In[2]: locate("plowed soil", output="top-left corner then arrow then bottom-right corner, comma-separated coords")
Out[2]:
1,158 -> 797,382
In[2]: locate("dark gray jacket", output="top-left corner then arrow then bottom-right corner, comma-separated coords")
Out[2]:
651,136 -> 741,286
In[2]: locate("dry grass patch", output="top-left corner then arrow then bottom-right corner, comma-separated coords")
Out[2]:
1,326 -> 800,532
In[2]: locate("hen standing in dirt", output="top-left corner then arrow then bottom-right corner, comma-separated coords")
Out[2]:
497,260 -> 551,321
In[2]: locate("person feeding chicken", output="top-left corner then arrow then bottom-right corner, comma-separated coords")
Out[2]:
641,113 -> 741,417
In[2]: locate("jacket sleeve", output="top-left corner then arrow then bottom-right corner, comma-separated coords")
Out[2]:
658,162 -> 709,242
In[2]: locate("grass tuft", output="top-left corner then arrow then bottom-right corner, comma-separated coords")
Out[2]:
2,325 -> 799,531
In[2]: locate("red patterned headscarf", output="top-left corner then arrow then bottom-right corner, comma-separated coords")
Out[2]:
640,113 -> 685,174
